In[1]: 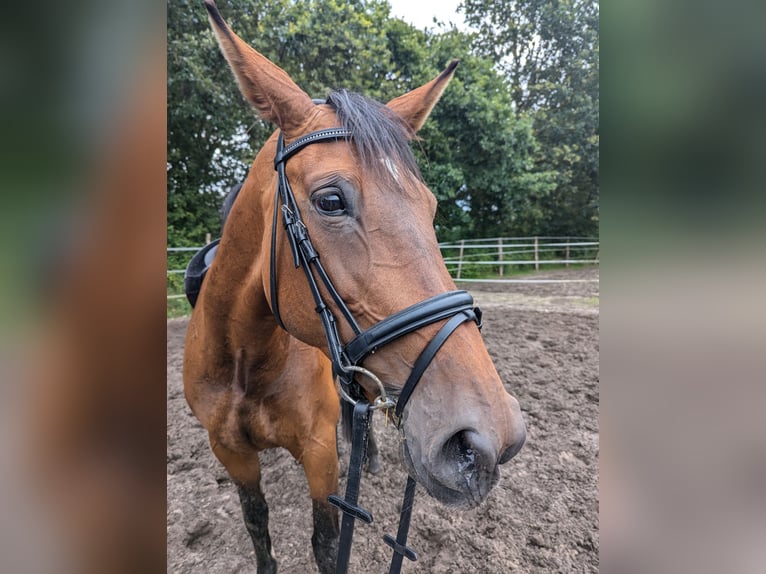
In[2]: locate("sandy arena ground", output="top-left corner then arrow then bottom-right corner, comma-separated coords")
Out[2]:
167,267 -> 599,573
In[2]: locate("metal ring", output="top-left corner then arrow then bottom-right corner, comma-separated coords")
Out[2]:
335,365 -> 396,411
335,375 -> 358,405
373,395 -> 396,411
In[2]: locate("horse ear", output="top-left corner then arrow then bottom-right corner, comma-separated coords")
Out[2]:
204,0 -> 314,136
386,60 -> 459,134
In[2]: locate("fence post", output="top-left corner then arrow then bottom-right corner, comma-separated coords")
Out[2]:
205,232 -> 211,245
534,236 -> 539,271
498,238 -> 503,277
565,239 -> 570,268
456,239 -> 465,280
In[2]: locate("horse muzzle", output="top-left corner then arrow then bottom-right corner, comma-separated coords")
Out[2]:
401,412 -> 526,509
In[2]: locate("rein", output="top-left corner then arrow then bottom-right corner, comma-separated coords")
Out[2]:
269,126 -> 482,573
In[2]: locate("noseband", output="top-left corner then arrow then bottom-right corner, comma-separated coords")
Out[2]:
269,127 -> 482,419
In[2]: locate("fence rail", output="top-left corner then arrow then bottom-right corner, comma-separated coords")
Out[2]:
437,237 -> 599,279
167,237 -> 599,304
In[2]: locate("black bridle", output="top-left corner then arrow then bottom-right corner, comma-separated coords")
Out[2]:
270,127 -> 482,417
270,126 -> 482,573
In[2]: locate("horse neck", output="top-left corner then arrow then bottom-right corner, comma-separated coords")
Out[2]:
200,169 -> 286,361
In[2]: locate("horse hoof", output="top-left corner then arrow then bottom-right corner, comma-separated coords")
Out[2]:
366,457 -> 382,475
257,559 -> 277,574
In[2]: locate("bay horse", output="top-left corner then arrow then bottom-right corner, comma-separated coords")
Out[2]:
184,2 -> 526,572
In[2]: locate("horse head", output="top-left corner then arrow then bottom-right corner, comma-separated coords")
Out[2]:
205,0 -> 525,509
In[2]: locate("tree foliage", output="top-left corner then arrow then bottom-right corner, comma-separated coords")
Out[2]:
417,28 -> 557,239
461,0 -> 599,236
167,0 -> 598,245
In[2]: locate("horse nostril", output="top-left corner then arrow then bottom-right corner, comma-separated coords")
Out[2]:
442,429 -> 496,474
430,429 -> 503,503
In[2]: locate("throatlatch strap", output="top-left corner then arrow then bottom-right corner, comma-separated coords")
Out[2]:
328,401 -> 374,574
394,310 -> 478,419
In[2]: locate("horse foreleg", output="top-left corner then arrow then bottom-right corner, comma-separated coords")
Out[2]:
211,440 -> 277,573
237,480 -> 277,574
366,430 -> 382,475
310,498 -> 339,574
301,442 -> 340,574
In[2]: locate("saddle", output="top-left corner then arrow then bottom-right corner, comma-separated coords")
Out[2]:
184,180 -> 245,308
183,238 -> 220,307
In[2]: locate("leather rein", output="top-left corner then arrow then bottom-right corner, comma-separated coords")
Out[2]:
269,126 -> 482,573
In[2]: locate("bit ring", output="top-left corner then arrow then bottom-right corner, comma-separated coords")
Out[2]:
336,365 -> 395,410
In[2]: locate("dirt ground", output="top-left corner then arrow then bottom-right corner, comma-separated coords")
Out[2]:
167,267 -> 599,573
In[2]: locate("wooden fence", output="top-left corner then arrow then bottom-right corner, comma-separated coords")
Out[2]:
167,236 -> 599,303
438,237 -> 599,280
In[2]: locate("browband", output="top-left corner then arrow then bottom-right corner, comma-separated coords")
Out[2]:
274,127 -> 354,168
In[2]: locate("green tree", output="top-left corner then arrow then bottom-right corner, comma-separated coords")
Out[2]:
168,0 -> 557,246
168,0 -> 265,245
167,0 -> 400,246
414,27 -> 555,239
460,0 -> 599,237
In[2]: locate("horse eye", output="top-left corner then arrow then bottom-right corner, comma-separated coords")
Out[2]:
313,193 -> 346,216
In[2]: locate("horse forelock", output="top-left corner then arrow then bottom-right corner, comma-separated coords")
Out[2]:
325,90 -> 422,186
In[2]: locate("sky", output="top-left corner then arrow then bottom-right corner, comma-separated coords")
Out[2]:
386,0 -> 466,31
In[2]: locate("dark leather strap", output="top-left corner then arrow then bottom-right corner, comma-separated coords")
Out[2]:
344,290 -> 475,365
328,401 -> 374,574
270,129 -> 357,332
384,476 -> 419,572
274,127 -> 353,168
394,309 -> 478,418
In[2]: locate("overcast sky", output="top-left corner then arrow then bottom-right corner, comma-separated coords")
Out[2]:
386,0 -> 466,30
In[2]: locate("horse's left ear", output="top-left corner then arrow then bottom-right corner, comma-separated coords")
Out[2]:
386,60 -> 459,135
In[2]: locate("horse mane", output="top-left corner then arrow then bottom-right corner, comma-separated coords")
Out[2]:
326,89 -> 422,184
